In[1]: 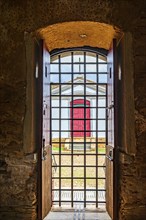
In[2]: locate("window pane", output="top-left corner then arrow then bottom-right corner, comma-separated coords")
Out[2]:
50,64 -> 59,72
60,52 -> 71,63
98,155 -> 106,166
50,74 -> 59,83
62,179 -> 71,189
98,179 -> 105,189
98,64 -> 107,72
73,73 -> 84,82
86,52 -> 96,62
61,119 -> 69,130
73,155 -> 84,166
52,108 -> 59,118
98,120 -> 106,130
91,119 -> 96,131
98,108 -> 106,119
98,145 -> 106,154
86,85 -> 96,95
86,64 -> 96,72
73,167 -> 84,178
98,55 -> 106,63
51,55 -> 59,63
61,109 -> 70,118
52,120 -> 59,131
73,64 -> 84,72
98,74 -> 107,83
86,155 -> 96,166
86,190 -> 96,201
61,74 -> 72,83
90,108 -> 97,119
86,74 -> 97,83
61,64 -> 71,73
61,191 -> 71,201
86,167 -> 96,178
61,167 -> 71,178
61,97 -> 70,107
61,131 -> 69,138
51,98 -> 59,107
51,85 -> 60,95
61,85 -> 71,95
61,155 -> 71,165
73,179 -> 84,188
98,85 -> 106,95
52,155 -> 59,167
98,97 -> 106,107
52,143 -> 59,153
52,131 -> 59,138
53,179 -> 59,188
97,132 -> 106,139
73,51 -> 84,62
73,85 -> 84,95
91,98 -> 98,107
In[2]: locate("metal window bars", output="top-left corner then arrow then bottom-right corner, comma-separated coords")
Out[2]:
50,50 -> 107,209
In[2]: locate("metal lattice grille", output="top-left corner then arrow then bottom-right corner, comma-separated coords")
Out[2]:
50,50 -> 107,208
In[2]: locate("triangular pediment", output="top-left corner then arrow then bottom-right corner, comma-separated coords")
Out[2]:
52,76 -> 106,96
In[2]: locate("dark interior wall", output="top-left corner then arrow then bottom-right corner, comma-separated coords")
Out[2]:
0,1 -> 146,220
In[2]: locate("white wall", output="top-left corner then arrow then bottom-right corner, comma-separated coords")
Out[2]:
51,97 -> 106,138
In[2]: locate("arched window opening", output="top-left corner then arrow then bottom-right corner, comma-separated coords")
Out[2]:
50,49 -> 107,209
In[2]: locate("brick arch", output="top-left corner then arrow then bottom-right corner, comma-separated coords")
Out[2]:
38,21 -> 123,52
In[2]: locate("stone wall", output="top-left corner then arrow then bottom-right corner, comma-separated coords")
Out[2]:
118,15 -> 146,220
0,1 -> 146,219
0,153 -> 37,220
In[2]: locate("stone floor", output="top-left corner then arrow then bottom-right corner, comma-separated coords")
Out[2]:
45,189 -> 111,219
44,211 -> 111,220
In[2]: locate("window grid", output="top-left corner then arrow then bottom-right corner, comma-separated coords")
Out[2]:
50,50 -> 107,208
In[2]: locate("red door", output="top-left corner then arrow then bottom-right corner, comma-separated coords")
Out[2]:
70,99 -> 91,137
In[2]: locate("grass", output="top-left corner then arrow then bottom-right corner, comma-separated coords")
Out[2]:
52,146 -> 106,154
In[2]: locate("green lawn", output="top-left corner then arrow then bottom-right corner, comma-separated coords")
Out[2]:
52,146 -> 106,154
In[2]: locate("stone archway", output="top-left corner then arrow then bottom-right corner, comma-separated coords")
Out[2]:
35,21 -> 124,219
34,21 -> 136,220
